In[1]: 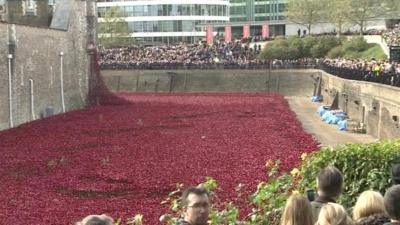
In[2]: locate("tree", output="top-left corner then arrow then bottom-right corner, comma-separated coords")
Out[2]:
347,0 -> 399,35
324,0 -> 352,36
285,0 -> 324,34
98,6 -> 133,47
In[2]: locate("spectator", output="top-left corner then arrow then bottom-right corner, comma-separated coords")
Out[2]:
98,42 -> 262,70
383,185 -> 400,225
321,59 -> 400,87
353,191 -> 390,225
382,25 -> 400,46
317,203 -> 353,225
391,164 -> 400,185
311,166 -> 344,223
178,187 -> 210,225
281,194 -> 313,225
75,214 -> 114,225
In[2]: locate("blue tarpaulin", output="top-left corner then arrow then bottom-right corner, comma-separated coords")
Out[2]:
311,96 -> 323,102
337,120 -> 348,131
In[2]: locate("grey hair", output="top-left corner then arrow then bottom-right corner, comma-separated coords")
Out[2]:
75,214 -> 114,225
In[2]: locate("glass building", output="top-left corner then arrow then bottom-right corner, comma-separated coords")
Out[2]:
97,0 -> 230,44
224,0 -> 286,39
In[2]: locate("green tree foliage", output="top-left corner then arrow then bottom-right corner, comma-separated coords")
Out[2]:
324,0 -> 351,36
310,36 -> 342,58
260,36 -> 342,59
346,0 -> 399,34
160,140 -> 400,225
299,140 -> 400,208
261,36 -> 387,60
326,37 -> 387,60
98,6 -> 134,47
285,0 -> 324,34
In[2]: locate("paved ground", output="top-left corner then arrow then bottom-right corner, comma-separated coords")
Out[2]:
286,96 -> 377,148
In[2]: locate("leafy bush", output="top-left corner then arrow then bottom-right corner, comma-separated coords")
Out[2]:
343,51 -> 361,59
302,36 -> 318,57
359,44 -> 388,60
342,37 -> 369,52
161,140 -> 400,225
260,35 -> 386,60
299,140 -> 400,208
310,36 -> 342,58
327,46 -> 345,58
260,36 -> 342,60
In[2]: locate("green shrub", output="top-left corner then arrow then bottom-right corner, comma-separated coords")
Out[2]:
327,46 -> 345,58
260,36 -> 342,60
310,36 -> 342,58
342,37 -> 369,53
359,44 -> 388,60
302,36 -> 318,57
299,140 -> 400,208
343,51 -> 361,59
161,140 -> 400,225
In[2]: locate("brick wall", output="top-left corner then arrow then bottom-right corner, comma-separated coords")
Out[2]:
0,0 -> 96,130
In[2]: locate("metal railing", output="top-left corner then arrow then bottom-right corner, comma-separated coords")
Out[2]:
100,63 -> 316,70
99,61 -> 400,88
320,64 -> 400,87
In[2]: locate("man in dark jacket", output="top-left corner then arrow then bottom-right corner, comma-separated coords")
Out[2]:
384,185 -> 400,225
177,187 -> 210,225
311,166 -> 344,223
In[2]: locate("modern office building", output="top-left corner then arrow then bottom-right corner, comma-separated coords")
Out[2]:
97,0 -> 230,44
96,0 -> 288,44
221,0 -> 287,39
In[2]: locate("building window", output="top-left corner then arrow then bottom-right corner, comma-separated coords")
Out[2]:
22,0 -> 37,16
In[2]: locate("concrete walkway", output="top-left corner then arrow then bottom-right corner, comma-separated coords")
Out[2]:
363,35 -> 390,57
286,96 -> 377,148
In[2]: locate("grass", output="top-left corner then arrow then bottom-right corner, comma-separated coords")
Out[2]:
359,44 -> 388,60
343,44 -> 388,60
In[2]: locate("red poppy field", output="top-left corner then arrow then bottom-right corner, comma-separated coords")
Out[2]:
0,93 -> 318,225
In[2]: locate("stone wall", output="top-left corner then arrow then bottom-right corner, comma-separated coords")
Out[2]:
320,71 -> 400,139
101,69 -> 317,96
0,0 -> 96,130
102,69 -> 400,139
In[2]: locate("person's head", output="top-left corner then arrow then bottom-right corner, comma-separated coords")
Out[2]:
75,214 -> 113,225
353,190 -> 385,220
316,166 -> 343,199
384,185 -> 400,221
181,187 -> 210,225
317,203 -> 353,225
281,194 -> 313,225
391,164 -> 400,185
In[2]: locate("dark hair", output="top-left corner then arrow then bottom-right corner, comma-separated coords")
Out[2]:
384,185 -> 400,220
181,187 -> 209,207
391,164 -> 400,185
317,166 -> 343,198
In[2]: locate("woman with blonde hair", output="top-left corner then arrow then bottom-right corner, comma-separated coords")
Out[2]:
317,203 -> 353,225
281,194 -> 313,225
75,214 -> 114,225
353,191 -> 390,225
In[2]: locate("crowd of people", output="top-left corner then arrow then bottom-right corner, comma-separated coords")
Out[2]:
321,58 -> 400,87
99,42 -> 263,70
383,24 -> 400,46
98,39 -> 400,87
75,165 -> 400,225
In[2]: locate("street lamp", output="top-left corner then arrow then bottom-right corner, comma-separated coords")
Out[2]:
59,51 -> 65,113
8,54 -> 13,128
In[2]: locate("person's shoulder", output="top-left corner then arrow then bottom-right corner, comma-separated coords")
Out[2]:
311,201 -> 327,211
176,220 -> 191,225
356,213 -> 390,225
